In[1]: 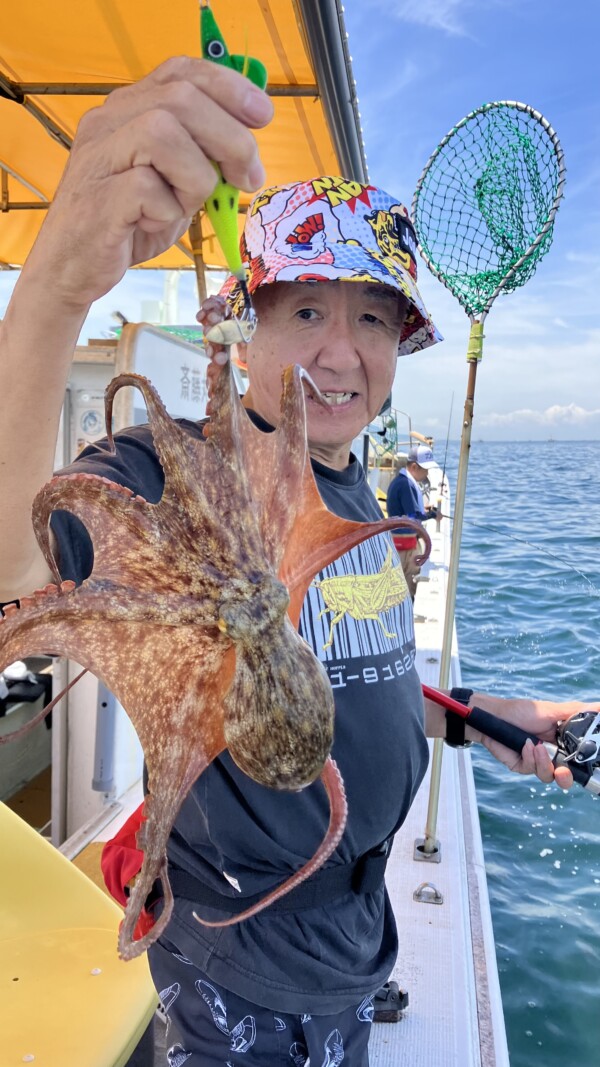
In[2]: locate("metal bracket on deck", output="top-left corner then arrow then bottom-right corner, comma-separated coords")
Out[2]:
413,881 -> 444,905
413,837 -> 442,863
373,981 -> 409,1023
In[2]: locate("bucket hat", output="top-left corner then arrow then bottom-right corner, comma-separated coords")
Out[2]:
219,176 -> 442,356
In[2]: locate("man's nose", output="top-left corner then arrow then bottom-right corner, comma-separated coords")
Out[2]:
314,321 -> 361,371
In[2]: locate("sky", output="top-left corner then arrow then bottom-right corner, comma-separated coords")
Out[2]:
1,0 -> 598,441
343,0 -> 600,441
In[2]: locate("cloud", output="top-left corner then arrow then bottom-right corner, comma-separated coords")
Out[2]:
565,250 -> 600,266
373,0 -> 517,37
561,165 -> 600,203
376,0 -> 474,36
480,404 -> 600,427
369,60 -> 422,103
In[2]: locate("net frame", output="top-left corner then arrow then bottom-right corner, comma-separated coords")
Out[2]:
410,102 -> 566,858
411,101 -> 566,323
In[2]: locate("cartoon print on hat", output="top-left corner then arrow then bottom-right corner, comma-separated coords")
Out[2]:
219,176 -> 443,356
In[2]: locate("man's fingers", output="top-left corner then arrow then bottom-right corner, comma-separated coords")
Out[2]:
33,56 -> 273,306
520,738 -> 573,788
82,58 -> 273,135
147,57 -> 273,128
80,58 -> 271,192
99,112 -> 222,219
94,77 -> 266,193
531,742 -> 556,783
553,764 -> 574,790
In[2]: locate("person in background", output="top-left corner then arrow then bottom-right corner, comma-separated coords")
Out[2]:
387,444 -> 439,525
386,444 -> 439,598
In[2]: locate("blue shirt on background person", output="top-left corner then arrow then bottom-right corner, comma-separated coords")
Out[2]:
386,445 -> 439,529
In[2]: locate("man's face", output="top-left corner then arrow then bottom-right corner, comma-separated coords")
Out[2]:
410,462 -> 429,483
241,281 -> 407,469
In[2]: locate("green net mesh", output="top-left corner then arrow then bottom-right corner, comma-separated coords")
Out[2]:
412,103 -> 563,318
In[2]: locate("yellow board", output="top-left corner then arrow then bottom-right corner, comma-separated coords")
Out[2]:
0,0 -> 356,270
0,802 -> 157,1067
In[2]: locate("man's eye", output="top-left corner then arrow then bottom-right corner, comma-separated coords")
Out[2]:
296,308 -> 318,320
362,313 -> 382,325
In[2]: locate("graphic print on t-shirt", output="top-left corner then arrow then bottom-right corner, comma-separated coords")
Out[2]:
300,535 -> 413,663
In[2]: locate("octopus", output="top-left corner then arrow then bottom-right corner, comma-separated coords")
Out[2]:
0,334 -> 430,961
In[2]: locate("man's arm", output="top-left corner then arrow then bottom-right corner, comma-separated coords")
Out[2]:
423,690 -> 599,789
0,57 -> 272,602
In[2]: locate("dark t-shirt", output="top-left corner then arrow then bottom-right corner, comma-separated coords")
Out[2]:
51,413 -> 429,1014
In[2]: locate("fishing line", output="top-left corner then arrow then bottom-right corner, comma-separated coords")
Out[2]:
437,509 -> 600,593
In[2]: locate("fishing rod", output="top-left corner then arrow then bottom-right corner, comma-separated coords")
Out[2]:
423,684 -> 600,795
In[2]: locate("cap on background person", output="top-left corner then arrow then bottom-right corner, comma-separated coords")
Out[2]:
408,444 -> 436,470
219,175 -> 443,356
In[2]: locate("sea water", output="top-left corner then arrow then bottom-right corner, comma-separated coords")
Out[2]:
446,440 -> 600,1067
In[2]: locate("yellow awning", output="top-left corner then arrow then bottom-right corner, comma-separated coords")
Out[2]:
0,0 -> 366,271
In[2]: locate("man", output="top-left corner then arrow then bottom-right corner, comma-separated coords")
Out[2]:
0,59 -> 590,1066
386,444 -> 440,599
387,444 -> 439,525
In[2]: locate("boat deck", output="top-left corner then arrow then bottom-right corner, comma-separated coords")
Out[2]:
369,508 -> 508,1066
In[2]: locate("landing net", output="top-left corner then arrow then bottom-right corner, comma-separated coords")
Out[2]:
412,102 -> 565,319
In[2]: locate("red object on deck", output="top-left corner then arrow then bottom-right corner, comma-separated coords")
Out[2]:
392,534 -> 418,552
100,803 -> 154,939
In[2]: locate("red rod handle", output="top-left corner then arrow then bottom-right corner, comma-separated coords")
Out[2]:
422,683 -> 470,718
422,683 -> 542,751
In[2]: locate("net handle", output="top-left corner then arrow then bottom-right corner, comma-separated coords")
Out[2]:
411,100 -> 567,323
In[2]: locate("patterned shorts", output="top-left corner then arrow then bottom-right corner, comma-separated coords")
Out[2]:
149,937 -> 374,1067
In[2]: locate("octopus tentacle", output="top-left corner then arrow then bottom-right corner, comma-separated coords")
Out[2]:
33,474 -> 157,585
282,493 -> 432,628
203,362 -> 321,575
0,666 -> 86,745
115,368 -> 271,572
255,366 -> 328,572
195,757 -> 347,928
202,360 -> 293,574
0,580 -> 76,666
106,372 -> 259,539
118,736 -> 224,960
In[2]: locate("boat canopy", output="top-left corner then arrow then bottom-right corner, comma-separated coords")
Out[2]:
0,0 -> 367,273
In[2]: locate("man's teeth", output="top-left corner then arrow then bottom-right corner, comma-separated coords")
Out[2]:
320,391 -> 354,406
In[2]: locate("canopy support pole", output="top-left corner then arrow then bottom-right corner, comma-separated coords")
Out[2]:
188,212 -> 208,305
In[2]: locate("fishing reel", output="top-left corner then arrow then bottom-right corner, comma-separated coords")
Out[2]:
551,712 -> 600,794
424,685 -> 600,797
